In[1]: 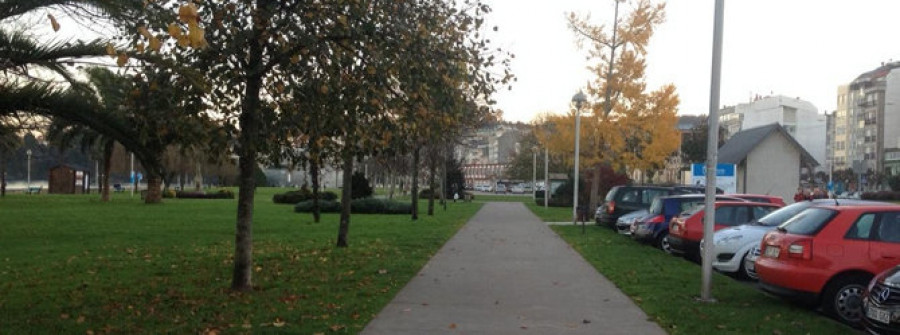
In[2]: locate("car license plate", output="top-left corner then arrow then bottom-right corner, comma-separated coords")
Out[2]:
764,246 -> 780,258
867,305 -> 891,324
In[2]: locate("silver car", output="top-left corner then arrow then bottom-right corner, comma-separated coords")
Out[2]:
615,209 -> 649,235
710,199 -> 887,279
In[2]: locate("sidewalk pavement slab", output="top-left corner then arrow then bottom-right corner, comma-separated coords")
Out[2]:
362,202 -> 666,335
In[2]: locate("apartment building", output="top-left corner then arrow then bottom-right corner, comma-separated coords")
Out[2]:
832,61 -> 900,175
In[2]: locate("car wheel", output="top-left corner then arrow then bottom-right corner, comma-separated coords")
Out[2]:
739,247 -> 760,281
822,274 -> 871,325
658,233 -> 674,255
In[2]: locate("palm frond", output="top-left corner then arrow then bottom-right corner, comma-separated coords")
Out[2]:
0,0 -> 141,23
0,29 -> 109,73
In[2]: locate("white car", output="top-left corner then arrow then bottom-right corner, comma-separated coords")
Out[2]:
710,199 -> 886,279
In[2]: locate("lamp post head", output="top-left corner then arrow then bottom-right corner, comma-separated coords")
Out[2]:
571,90 -> 587,110
26,149 -> 32,156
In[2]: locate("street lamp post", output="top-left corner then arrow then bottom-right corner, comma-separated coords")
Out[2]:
532,147 -> 538,200
571,90 -> 587,233
26,149 -> 32,193
700,0 -> 726,303
544,147 -> 549,207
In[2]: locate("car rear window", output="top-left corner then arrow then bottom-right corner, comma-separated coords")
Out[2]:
643,189 -> 669,205
778,208 -> 837,236
648,198 -> 663,215
757,201 -> 813,227
605,187 -> 620,202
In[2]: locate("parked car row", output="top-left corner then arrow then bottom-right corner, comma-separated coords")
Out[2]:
597,184 -> 900,332
756,203 -> 900,329
595,184 -> 719,228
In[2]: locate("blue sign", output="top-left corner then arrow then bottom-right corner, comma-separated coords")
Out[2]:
691,163 -> 737,193
691,163 -> 735,177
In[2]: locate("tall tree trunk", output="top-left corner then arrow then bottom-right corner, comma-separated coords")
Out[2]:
194,161 -> 203,191
101,141 -> 113,202
427,150 -> 436,216
231,14 -> 264,292
310,152 -> 321,223
440,147 -> 447,210
144,174 -> 163,204
589,164 -> 601,218
388,171 -> 395,200
336,149 -> 353,248
0,152 -> 6,197
411,146 -> 420,220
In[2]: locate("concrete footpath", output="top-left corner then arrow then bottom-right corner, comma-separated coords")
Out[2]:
362,202 -> 666,335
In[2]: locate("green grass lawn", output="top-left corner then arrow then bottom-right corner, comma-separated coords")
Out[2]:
524,202 -> 574,222
550,223 -> 857,334
0,188 -> 481,334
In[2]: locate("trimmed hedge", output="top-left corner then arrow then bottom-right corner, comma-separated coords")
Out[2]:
418,188 -> 439,199
535,197 -> 572,207
176,189 -> 235,199
419,189 -> 474,200
861,191 -> 900,201
294,198 -> 412,214
273,190 -> 338,204
294,199 -> 342,213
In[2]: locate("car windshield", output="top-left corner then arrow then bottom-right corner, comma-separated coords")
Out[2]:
756,201 -> 813,226
648,198 -> 663,215
777,208 -> 837,236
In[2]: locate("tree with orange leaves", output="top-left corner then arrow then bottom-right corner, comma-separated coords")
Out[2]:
567,0 -> 681,212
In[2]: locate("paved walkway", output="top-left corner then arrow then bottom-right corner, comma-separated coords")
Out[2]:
362,202 -> 666,334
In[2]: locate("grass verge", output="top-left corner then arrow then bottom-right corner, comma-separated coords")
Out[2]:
0,188 -> 481,334
524,202 -> 573,222
550,224 -> 856,334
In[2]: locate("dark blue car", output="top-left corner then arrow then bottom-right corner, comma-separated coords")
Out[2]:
631,194 -> 744,253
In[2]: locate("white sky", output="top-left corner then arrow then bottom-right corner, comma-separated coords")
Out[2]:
483,0 -> 900,123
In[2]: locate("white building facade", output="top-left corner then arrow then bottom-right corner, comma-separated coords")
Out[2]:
719,95 -> 826,172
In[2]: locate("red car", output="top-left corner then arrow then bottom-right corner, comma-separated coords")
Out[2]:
756,205 -> 900,325
728,194 -> 786,206
667,201 -> 781,258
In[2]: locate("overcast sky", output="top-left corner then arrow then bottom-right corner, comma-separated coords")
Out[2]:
483,0 -> 900,123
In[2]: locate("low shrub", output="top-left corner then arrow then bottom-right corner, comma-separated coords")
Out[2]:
351,172 -> 374,199
273,190 -> 338,204
273,189 -> 310,204
320,191 -> 338,201
293,199 -> 342,213
535,197 -> 572,207
861,191 -> 900,201
293,198 -> 411,214
351,198 -> 412,214
418,188 -> 440,199
162,189 -> 176,198
176,189 -> 235,199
